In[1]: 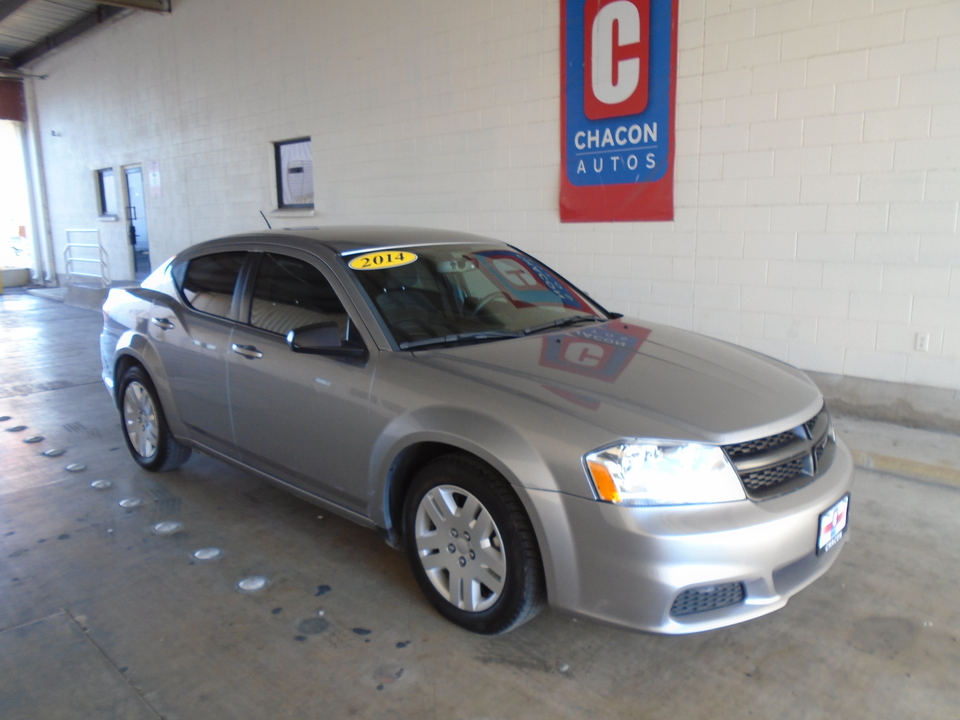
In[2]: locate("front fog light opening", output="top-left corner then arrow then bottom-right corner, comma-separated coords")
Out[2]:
670,582 -> 745,617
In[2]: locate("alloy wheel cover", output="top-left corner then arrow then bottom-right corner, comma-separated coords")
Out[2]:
123,381 -> 159,459
414,484 -> 506,613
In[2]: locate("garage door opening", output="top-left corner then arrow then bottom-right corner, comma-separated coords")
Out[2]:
0,120 -> 33,280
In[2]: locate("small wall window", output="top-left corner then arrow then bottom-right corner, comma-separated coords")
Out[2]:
274,138 -> 313,209
97,168 -> 118,216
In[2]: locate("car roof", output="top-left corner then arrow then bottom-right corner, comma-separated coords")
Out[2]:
190,226 -> 508,257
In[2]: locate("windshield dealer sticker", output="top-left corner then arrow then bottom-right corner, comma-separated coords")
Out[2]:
348,251 -> 418,271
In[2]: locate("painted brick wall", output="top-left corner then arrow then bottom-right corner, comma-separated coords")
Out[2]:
673,0 -> 960,390
28,0 -> 960,390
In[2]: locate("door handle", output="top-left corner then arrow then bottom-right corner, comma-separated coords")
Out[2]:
231,343 -> 263,359
151,317 -> 174,330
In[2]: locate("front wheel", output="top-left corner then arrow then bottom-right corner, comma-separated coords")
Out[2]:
117,364 -> 191,472
402,454 -> 545,634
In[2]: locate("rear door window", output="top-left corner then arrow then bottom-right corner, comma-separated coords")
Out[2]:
180,252 -> 246,319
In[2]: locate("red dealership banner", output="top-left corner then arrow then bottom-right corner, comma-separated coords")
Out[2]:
560,0 -> 678,222
0,79 -> 26,122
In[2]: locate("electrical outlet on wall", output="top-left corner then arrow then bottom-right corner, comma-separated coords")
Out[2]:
915,333 -> 930,352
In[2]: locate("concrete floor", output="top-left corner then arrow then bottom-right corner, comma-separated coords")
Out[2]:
2,289 -> 959,720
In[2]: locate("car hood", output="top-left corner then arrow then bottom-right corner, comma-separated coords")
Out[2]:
412,319 -> 823,444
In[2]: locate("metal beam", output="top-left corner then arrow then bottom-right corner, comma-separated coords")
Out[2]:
10,4 -> 126,68
0,0 -> 33,25
96,0 -> 169,12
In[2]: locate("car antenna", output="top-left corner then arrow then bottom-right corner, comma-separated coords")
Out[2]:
259,210 -> 272,229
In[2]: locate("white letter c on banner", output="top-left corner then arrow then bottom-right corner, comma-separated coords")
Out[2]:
591,1 -> 641,105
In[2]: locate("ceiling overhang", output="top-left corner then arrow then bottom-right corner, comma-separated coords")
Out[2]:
97,0 -> 168,11
0,0 -> 169,71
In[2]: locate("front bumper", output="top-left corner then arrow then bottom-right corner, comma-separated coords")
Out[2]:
530,439 -> 854,634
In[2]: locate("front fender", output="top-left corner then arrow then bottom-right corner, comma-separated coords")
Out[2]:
368,405 -> 584,610
369,406 -> 559,513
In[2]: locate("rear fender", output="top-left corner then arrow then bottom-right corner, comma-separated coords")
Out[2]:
112,329 -> 189,439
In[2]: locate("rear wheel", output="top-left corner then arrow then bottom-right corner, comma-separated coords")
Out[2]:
403,454 -> 545,634
118,364 -> 191,472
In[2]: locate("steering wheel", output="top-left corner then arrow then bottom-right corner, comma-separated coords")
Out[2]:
470,292 -> 509,316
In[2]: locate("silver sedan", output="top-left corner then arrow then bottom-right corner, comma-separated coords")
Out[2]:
100,227 -> 853,634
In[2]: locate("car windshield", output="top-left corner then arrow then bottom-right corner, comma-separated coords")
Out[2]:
345,244 -> 607,348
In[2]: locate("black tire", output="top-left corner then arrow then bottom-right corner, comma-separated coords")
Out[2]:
402,454 -> 545,634
117,364 -> 192,472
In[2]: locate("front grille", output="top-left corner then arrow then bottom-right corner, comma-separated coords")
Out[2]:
671,582 -> 745,616
724,405 -> 835,500
741,457 -> 808,494
724,429 -> 801,460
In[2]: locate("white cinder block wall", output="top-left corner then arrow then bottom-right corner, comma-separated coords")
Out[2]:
28,0 -> 960,391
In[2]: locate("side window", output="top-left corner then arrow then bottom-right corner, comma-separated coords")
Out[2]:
274,138 -> 313,209
249,254 -> 349,337
180,252 -> 246,319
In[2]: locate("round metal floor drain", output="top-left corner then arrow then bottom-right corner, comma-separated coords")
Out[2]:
373,664 -> 404,688
153,521 -> 182,535
238,576 -> 267,592
298,617 -> 330,635
193,547 -> 223,561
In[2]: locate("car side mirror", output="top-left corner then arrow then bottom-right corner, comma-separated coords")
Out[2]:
286,322 -> 368,359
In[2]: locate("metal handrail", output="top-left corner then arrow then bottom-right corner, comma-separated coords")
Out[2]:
64,229 -> 110,287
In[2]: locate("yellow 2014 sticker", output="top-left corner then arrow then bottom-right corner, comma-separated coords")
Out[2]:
347,250 -> 419,271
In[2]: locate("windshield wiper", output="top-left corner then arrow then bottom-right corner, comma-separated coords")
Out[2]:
521,315 -> 607,336
399,316 -> 607,349
399,330 -> 523,350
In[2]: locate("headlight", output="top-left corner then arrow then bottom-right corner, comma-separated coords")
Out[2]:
585,442 -> 745,507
